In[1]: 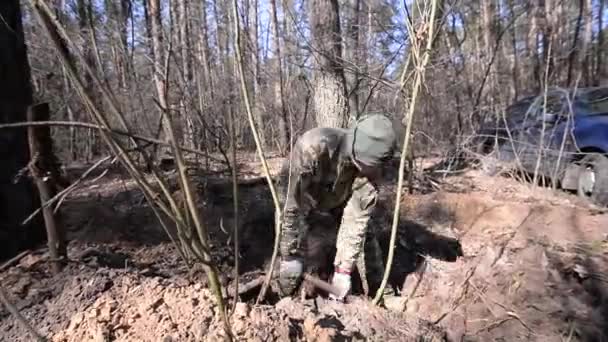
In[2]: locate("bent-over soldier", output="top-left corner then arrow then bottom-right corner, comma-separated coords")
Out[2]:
276,113 -> 397,300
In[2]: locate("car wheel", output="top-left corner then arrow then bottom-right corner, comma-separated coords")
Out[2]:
577,153 -> 608,207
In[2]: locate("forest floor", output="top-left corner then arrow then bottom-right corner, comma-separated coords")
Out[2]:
1,153 -> 608,341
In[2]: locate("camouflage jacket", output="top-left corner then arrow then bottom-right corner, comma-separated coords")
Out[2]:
278,127 -> 379,271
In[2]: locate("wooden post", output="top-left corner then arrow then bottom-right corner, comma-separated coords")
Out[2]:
26,103 -> 65,274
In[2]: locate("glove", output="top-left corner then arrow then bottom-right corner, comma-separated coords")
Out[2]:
329,271 -> 351,302
277,257 -> 304,296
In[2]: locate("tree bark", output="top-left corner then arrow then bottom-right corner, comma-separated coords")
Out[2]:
596,0 -> 605,85
567,0 -> 585,86
581,0 -> 593,86
345,0 -> 362,116
270,0 -> 289,153
146,0 -> 169,152
309,0 -> 349,128
247,0 -> 266,148
0,0 -> 43,260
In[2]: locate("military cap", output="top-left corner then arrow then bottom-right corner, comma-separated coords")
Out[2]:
346,113 -> 397,168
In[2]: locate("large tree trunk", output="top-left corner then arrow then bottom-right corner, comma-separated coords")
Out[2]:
309,0 -> 349,128
595,0 -> 605,85
0,0 -> 43,260
270,0 -> 289,153
345,0 -> 362,116
581,0 -> 593,86
146,0 -> 169,154
246,0 -> 266,148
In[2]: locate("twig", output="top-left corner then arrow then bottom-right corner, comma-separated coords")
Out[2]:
0,121 -> 226,163
229,101 -> 240,310
373,0 -> 440,305
30,0 -> 192,281
401,259 -> 427,311
0,284 -> 46,341
433,264 -> 478,325
0,250 -> 31,273
228,276 -> 265,297
229,0 -> 283,304
153,46 -> 233,341
21,155 -> 112,226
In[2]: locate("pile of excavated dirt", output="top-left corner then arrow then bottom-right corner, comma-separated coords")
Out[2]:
0,245 -> 444,342
394,170 -> 608,341
1,159 -> 608,341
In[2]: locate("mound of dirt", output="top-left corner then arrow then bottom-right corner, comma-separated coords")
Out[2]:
393,171 -> 608,341
0,250 -> 445,341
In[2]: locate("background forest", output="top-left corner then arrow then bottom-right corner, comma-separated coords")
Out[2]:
21,0 -> 608,163
2,1 -> 608,341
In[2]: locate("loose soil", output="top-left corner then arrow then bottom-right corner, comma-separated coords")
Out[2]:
1,155 -> 607,341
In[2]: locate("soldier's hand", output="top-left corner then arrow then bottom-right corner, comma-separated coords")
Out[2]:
277,257 -> 304,296
329,272 -> 351,302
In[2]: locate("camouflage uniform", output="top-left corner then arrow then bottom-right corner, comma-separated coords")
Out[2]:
277,126 -> 386,293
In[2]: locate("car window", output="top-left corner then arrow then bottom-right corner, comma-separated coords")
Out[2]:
539,93 -> 566,115
582,88 -> 608,114
505,96 -> 536,119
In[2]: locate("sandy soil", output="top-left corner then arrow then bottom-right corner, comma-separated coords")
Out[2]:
1,156 -> 607,341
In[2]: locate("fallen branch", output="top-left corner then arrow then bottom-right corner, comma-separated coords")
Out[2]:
0,250 -> 31,273
228,277 -> 265,298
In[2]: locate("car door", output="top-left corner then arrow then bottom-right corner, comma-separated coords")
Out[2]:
493,97 -> 538,168
518,91 -> 579,180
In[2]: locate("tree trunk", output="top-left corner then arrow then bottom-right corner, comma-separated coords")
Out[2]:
0,0 -> 44,260
247,0 -> 266,148
506,0 -> 519,101
595,0 -> 605,85
270,0 -> 289,153
581,0 -> 593,86
309,0 -> 349,128
566,0 -> 584,86
527,1 -> 542,91
345,0 -> 362,116
146,0 -> 168,152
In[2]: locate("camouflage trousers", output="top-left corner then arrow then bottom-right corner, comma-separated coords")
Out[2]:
299,207 -> 386,295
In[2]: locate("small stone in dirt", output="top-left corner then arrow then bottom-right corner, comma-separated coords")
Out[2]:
67,312 -> 85,333
303,316 -> 343,342
383,295 -> 405,312
19,254 -> 42,269
98,301 -> 117,323
88,308 -> 100,319
234,302 -> 249,317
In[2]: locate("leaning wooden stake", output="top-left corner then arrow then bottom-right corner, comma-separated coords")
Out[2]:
373,0 -> 439,305
26,103 -> 65,274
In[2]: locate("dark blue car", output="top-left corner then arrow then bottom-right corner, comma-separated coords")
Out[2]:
475,87 -> 608,206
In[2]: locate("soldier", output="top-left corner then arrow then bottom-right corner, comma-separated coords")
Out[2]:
276,113 -> 397,301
